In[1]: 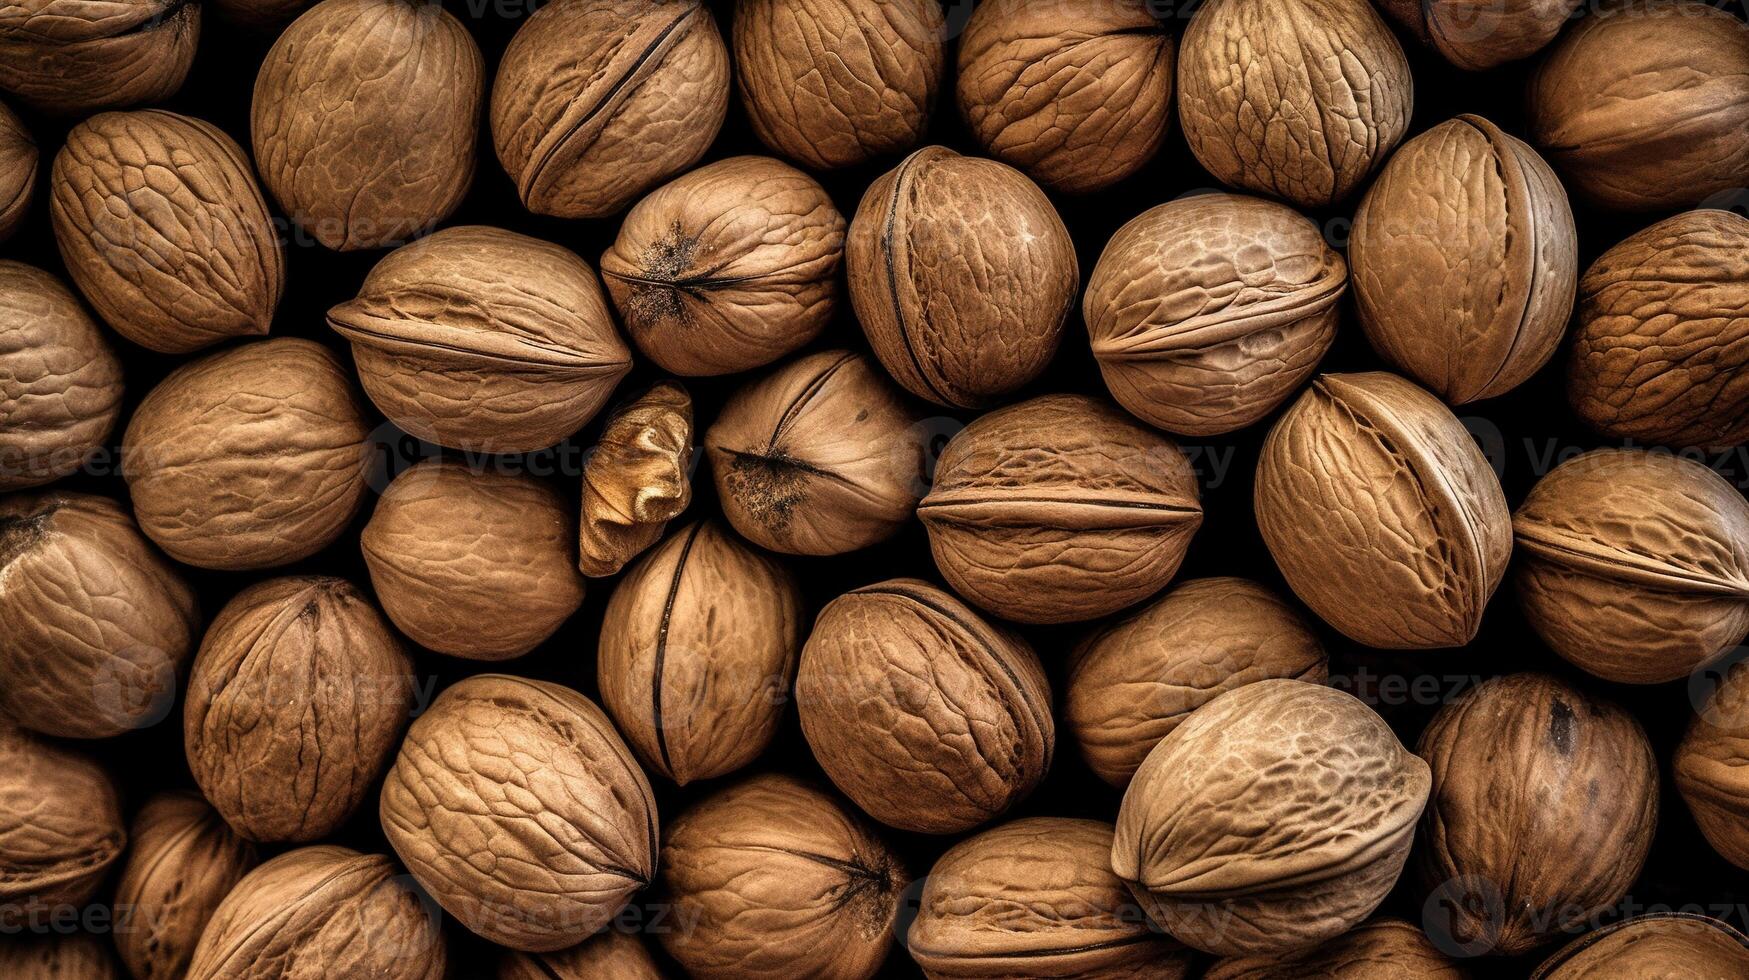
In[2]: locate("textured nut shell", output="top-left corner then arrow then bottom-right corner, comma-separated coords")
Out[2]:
0,725 -> 125,909
919,393 -> 1203,624
51,109 -> 285,354
113,792 -> 259,980
579,381 -> 693,577
0,0 -> 197,115
1204,917 -> 1468,979
1678,660 -> 1749,869
1375,0 -> 1582,70
1351,114 -> 1577,404
797,579 -> 1054,834
1083,193 -> 1345,435
497,930 -> 664,980
1531,913 -> 1749,979
0,933 -> 122,979
0,100 -> 34,243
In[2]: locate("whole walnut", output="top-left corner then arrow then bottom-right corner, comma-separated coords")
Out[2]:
0,933 -> 122,979
0,493 -> 198,739
1375,0 -> 1583,70
329,225 -> 631,453
1083,193 -> 1346,435
956,0 -> 1173,194
122,338 -> 372,571
1351,115 -> 1578,404
797,579 -> 1053,834
1531,913 -> 1749,979
907,816 -> 1193,979
0,0 -> 197,115
705,350 -> 926,556
1416,673 -> 1657,957
1205,917 -> 1469,980
579,381 -> 694,577
657,772 -> 908,979
113,792 -> 259,980
1255,372 -> 1511,649
51,109 -> 286,354
1513,449 -> 1749,684
919,393 -> 1203,624
497,930 -> 664,980
0,100 -> 34,243
1114,680 -> 1429,956
599,156 -> 845,376
0,725 -> 126,911
1177,0 -> 1412,208
362,460 -> 586,660
491,0 -> 729,219
252,0 -> 482,250
1065,577 -> 1328,789
380,675 -> 658,952
847,146 -> 1078,408
1567,209 -> 1749,448
1528,0 -> 1749,212
1677,659 -> 1749,869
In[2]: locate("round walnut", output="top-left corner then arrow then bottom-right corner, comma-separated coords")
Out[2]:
497,931 -> 663,980
1351,114 -> 1578,405
1066,577 -> 1328,789
113,792 -> 259,980
122,338 -> 372,571
1083,193 -> 1346,435
1375,0 -> 1583,70
1205,917 -> 1468,980
0,100 -> 34,243
0,725 -> 126,911
919,393 -> 1203,625
0,933 -> 122,979
1256,372 -> 1511,649
1416,673 -> 1657,957
797,579 -> 1053,835
1532,913 -> 1749,979
579,381 -> 694,577
1677,659 -> 1749,869
328,225 -> 631,453
847,146 -> 1078,408
600,155 -> 845,377
0,0 -> 197,115
252,0 -> 482,250
492,0 -> 728,219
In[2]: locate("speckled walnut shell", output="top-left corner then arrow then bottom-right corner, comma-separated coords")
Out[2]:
1205,917 -> 1469,979
847,146 -> 1078,408
919,393 -> 1203,625
1113,679 -> 1429,957
497,931 -> 664,980
1376,0 -> 1583,70
579,381 -> 693,577
1083,193 -> 1345,435
0,933 -> 122,979
1678,660 -> 1749,869
379,675 -> 658,953
113,792 -> 259,980
1531,913 -> 1749,979
1255,372 -> 1511,649
0,0 -> 197,115
0,724 -> 125,910
491,0 -> 728,219
1351,115 -> 1577,405
0,100 -> 34,243
600,155 -> 845,376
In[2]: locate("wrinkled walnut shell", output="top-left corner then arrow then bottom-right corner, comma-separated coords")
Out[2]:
0,0 -> 198,115
0,100 -> 34,243
497,931 -> 664,980
1205,917 -> 1468,979
1677,659 -> 1749,869
1376,0 -> 1583,70
1531,913 -> 1749,978
579,381 -> 694,577
0,933 -> 122,979
0,724 -> 126,911
113,792 -> 259,980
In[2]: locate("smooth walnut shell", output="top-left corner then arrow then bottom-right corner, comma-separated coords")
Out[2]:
1066,577 -> 1328,789
579,381 -> 693,577
252,0 -> 482,250
1205,917 -> 1469,979
657,772 -> 908,979
1083,193 -> 1345,435
497,930 -> 664,980
362,460 -> 586,660
1255,372 -> 1511,649
0,933 -> 122,979
1113,679 -> 1430,957
122,338 -> 372,571
113,791 -> 259,980
1351,114 -> 1577,405
600,155 -> 845,377
1376,0 -> 1583,70
1416,673 -> 1657,957
0,0 -> 197,115
1678,659 -> 1749,869
491,0 -> 728,219
797,579 -> 1053,834
0,99 -> 34,243
847,146 -> 1078,409
1531,913 -> 1749,979
0,725 -> 125,911
380,675 -> 658,952
919,393 -> 1203,625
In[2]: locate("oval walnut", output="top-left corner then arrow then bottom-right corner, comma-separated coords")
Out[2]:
0,0 -> 198,115
1532,913 -> 1749,978
1678,660 -> 1749,870
113,792 -> 258,980
1376,0 -> 1583,71
578,381 -> 694,577
0,725 -> 126,913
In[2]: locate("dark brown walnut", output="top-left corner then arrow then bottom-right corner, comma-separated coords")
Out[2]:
251,0 -> 482,250
1083,193 -> 1346,435
497,930 -> 664,980
0,0 -> 197,115
1416,673 -> 1657,957
1351,114 -> 1578,405
0,100 -> 33,243
1531,913 -> 1749,978
600,155 -> 845,376
0,724 -> 126,911
797,579 -> 1053,834
1376,0 -> 1583,70
491,0 -> 729,219
113,791 -> 259,980
0,933 -> 123,979
1678,659 -> 1749,869
919,393 -> 1203,625
1255,372 -> 1511,649
51,109 -> 286,355
1065,577 -> 1328,789
329,225 -> 631,453
847,146 -> 1078,408
1204,917 -> 1469,979
1114,680 -> 1429,956
579,381 -> 693,577
380,675 -> 658,953
122,338 -> 372,571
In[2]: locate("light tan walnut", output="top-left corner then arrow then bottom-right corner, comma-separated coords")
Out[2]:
579,382 -> 693,577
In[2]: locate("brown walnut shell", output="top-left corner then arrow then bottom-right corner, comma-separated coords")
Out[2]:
919,393 -> 1203,625
0,99 -> 34,243
797,578 -> 1053,834
0,0 -> 197,115
1205,917 -> 1469,979
1375,0 -> 1583,70
1083,193 -> 1346,435
1677,659 -> 1749,869
113,791 -> 259,980
0,724 -> 125,912
497,930 -> 664,980
1531,913 -> 1749,979
0,933 -> 122,979
579,381 -> 694,577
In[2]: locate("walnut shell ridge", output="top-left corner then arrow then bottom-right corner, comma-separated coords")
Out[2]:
0,0 -> 198,115
578,381 -> 694,577
1204,917 -> 1468,980
1531,913 -> 1749,979
1375,0 -> 1583,71
1677,659 -> 1749,869
0,724 -> 126,911
0,100 -> 35,243
112,791 -> 259,980
496,930 -> 664,980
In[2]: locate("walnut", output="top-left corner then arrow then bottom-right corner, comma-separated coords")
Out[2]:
1531,913 -> 1749,978
0,724 -> 126,912
1205,917 -> 1468,979
0,0 -> 198,115
0,933 -> 122,979
1375,0 -> 1583,70
0,100 -> 34,243
112,792 -> 259,980
1677,659 -> 1749,869
579,381 -> 693,577
497,930 -> 664,980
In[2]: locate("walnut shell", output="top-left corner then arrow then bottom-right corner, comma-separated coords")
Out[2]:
1255,372 -> 1511,649
0,100 -> 34,243
112,791 -> 259,980
1351,114 -> 1578,404
251,0 -> 482,250
0,723 -> 125,909
122,338 -> 372,571
491,0 -> 729,219
1083,193 -> 1345,435
379,675 -> 658,952
1204,917 -> 1469,979
1677,659 -> 1749,869
0,0 -> 197,115
0,933 -> 122,979
600,155 -> 845,377
497,930 -> 664,980
1113,679 -> 1430,956
579,381 -> 693,577
1375,0 -> 1583,70
1531,913 -> 1749,979
846,146 -> 1078,408
919,393 -> 1203,624
797,578 -> 1053,834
